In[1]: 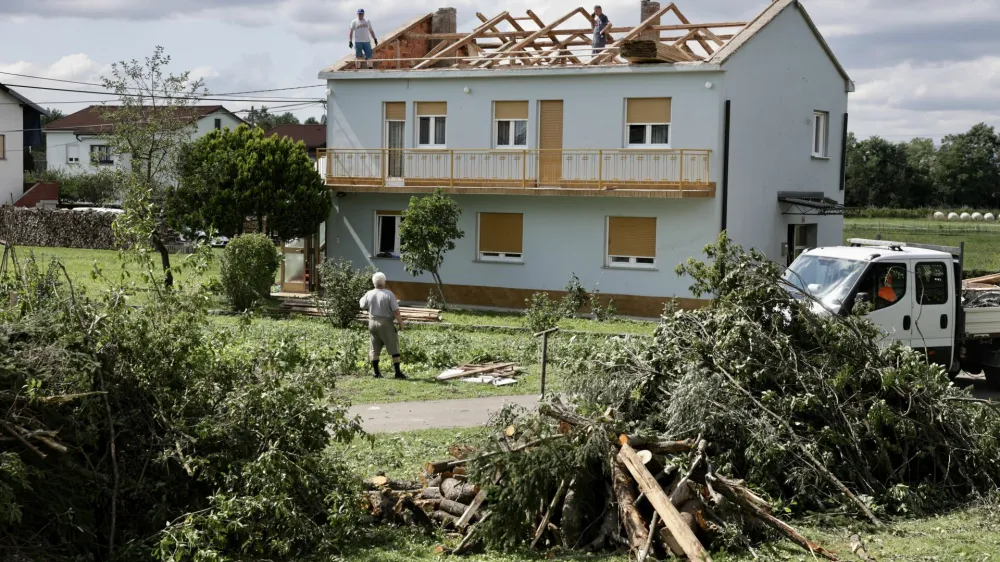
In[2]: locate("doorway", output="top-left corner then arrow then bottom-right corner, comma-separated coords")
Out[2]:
386,121 -> 405,178
279,222 -> 326,294
786,223 -> 817,266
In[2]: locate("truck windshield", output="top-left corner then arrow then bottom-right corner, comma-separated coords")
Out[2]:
782,255 -> 866,306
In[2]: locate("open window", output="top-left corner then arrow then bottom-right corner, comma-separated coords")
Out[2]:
375,210 -> 403,258
494,101 -> 528,148
860,262 -> 908,310
478,212 -> 523,262
606,216 -> 656,269
626,98 -> 671,148
417,102 -> 447,148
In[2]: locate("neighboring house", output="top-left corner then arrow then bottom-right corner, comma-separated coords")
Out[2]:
266,124 -> 327,161
44,105 -> 245,175
316,0 -> 852,316
0,82 -> 47,206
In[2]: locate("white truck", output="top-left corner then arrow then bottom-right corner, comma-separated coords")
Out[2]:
782,238 -> 1000,388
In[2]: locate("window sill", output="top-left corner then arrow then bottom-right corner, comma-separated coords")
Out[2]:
473,259 -> 525,265
811,155 -> 831,160
602,265 -> 659,272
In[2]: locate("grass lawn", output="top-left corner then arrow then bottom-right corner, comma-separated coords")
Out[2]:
844,218 -> 1000,273
440,308 -> 656,336
330,429 -> 1000,561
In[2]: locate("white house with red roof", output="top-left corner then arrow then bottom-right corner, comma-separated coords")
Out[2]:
0,82 -> 47,206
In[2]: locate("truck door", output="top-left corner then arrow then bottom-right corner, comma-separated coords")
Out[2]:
911,260 -> 954,367
858,260 -> 913,345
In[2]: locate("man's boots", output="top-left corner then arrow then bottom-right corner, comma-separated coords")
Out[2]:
371,360 -> 382,379
393,361 -> 407,380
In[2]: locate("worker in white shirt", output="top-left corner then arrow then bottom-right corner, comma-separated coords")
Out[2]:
349,8 -> 379,69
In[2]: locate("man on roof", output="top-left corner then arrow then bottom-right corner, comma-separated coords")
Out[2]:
349,8 -> 379,69
591,5 -> 612,55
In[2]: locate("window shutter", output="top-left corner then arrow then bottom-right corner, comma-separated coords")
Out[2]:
479,213 -> 523,253
377,210 -> 403,216
626,98 -> 671,123
385,102 -> 406,121
608,217 -> 656,257
67,145 -> 79,162
416,102 -> 447,116
494,101 -> 528,120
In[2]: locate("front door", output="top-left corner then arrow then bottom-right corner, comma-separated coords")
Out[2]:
280,237 -> 309,293
911,260 -> 954,366
858,260 -> 913,346
787,223 -> 817,266
538,100 -> 563,186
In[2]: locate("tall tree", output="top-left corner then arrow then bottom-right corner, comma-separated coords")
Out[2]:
398,189 -> 464,307
246,106 -> 300,130
905,137 -> 938,206
934,123 -> 1000,208
304,116 -> 320,125
845,135 -> 918,208
41,108 -> 64,126
169,125 -> 331,241
101,46 -> 207,288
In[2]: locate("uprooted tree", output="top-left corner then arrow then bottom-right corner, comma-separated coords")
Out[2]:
365,234 -> 1000,559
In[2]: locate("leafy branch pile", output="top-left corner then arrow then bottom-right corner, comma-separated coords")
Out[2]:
367,235 -> 1000,559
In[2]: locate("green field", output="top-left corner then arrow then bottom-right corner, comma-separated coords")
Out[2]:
844,218 -> 1000,273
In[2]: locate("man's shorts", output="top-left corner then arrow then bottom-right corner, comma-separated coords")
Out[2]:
355,41 -> 374,60
368,316 -> 399,358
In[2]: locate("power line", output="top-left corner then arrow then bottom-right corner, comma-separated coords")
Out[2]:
1,82 -> 323,104
0,70 -> 324,98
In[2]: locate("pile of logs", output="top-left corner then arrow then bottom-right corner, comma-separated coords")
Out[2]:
365,401 -> 844,560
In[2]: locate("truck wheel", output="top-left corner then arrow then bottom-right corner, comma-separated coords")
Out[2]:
983,367 -> 1000,390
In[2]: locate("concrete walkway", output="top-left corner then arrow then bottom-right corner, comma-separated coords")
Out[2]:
349,394 -> 539,433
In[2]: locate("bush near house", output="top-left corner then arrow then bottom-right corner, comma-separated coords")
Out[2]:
317,257 -> 376,328
220,233 -> 281,311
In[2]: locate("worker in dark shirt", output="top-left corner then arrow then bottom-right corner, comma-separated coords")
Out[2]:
592,5 -> 612,55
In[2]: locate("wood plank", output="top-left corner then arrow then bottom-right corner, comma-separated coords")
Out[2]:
413,11 -> 510,70
670,5 -> 715,56
455,490 -> 487,530
404,22 -> 747,40
590,3 -> 678,65
620,39 -> 698,63
618,444 -> 712,562
526,10 -> 583,65
480,8 -> 590,68
436,362 -> 516,381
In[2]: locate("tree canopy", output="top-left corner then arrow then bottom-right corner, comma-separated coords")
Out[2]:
169,125 -> 331,241
245,106 -> 301,130
399,189 -> 464,307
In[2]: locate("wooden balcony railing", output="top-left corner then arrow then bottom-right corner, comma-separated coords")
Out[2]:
318,148 -> 712,192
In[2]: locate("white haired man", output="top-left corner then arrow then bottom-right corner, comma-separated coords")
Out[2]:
359,272 -> 406,379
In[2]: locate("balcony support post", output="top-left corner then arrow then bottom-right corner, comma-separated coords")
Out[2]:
679,149 -> 685,192
522,150 -> 527,188
382,148 -> 387,186
449,150 -> 455,188
598,149 -> 603,190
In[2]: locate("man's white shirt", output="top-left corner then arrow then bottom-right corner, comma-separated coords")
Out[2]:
351,18 -> 373,42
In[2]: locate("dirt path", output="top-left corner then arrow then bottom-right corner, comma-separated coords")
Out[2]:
348,394 -> 539,433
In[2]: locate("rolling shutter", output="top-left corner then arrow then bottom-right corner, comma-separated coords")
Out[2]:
608,217 -> 656,257
385,102 -> 406,121
626,98 -> 672,123
479,213 -> 523,254
494,101 -> 528,120
416,102 -> 447,116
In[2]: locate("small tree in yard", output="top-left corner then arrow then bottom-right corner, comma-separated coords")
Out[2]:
220,233 -> 281,311
399,189 -> 463,308
316,257 -> 375,328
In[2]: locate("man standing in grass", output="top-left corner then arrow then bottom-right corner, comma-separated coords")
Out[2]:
359,272 -> 407,379
349,8 -> 379,69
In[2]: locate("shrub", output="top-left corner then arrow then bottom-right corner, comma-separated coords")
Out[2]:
560,273 -> 588,316
524,292 -> 561,333
316,258 -> 375,328
220,233 -> 281,311
588,284 -> 617,321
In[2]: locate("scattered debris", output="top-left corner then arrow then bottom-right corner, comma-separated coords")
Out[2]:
436,363 -> 518,382
275,296 -> 442,322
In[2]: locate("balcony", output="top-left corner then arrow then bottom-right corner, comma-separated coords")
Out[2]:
318,148 -> 714,198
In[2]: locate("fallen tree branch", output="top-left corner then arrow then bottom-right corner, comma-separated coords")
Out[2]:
531,479 -> 568,549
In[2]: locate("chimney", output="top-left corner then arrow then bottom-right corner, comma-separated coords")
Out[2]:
639,1 -> 661,42
432,7 -> 457,49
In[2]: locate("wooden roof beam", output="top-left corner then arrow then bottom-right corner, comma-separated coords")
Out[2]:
670,5 -> 714,56
412,11 -> 510,70
526,10 -> 583,65
402,22 -> 747,41
589,2 -> 679,65
483,7 -> 591,68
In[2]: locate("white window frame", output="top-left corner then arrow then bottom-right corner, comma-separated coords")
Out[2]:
494,119 -> 528,149
90,144 -> 113,165
67,144 -> 80,164
476,213 -> 524,263
374,212 -> 403,258
625,122 -> 671,149
417,115 -> 447,148
605,216 -> 657,270
812,111 -> 829,157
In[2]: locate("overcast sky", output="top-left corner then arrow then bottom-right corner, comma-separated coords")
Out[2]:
2,0 -> 998,141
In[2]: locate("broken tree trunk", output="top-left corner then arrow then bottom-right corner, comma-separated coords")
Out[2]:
619,39 -> 698,63
530,479 -> 568,549
618,444 -> 712,562
366,475 -> 422,490
619,434 -> 697,454
611,458 -> 649,554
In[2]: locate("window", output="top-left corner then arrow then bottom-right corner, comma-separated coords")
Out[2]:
606,216 -> 656,268
494,101 -> 528,148
626,98 -> 671,147
916,262 -> 949,305
214,118 -> 222,130
0,134 -> 5,160
90,145 -> 113,165
812,111 -> 829,157
375,211 -> 403,258
478,213 -> 523,262
67,145 -> 80,164
416,102 -> 447,147
861,262 -> 907,310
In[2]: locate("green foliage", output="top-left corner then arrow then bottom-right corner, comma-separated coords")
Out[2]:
934,123 -> 1000,208
523,292 -> 561,332
317,258 -> 376,328
26,168 -> 125,205
245,105 -> 300,130
398,189 -> 464,307
220,233 -> 280,311
170,124 -> 331,240
560,273 -> 589,315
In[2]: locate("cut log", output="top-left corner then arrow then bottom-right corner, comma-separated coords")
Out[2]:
619,434 -> 697,454
561,484 -> 587,549
611,458 -> 649,554
618,444 -> 712,562
620,39 -> 699,63
419,487 -> 443,500
442,477 -> 478,503
438,498 -> 474,517
366,476 -> 421,490
431,510 -> 460,528
538,402 -> 595,428
662,499 -> 700,557
427,474 -> 443,488
456,490 -> 488,530
395,495 -> 435,534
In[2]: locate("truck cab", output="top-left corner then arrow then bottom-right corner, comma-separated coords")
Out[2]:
782,238 -> 965,376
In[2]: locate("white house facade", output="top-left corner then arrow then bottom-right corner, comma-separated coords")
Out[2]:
44,105 -> 244,175
316,0 -> 852,316
0,83 -> 47,206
